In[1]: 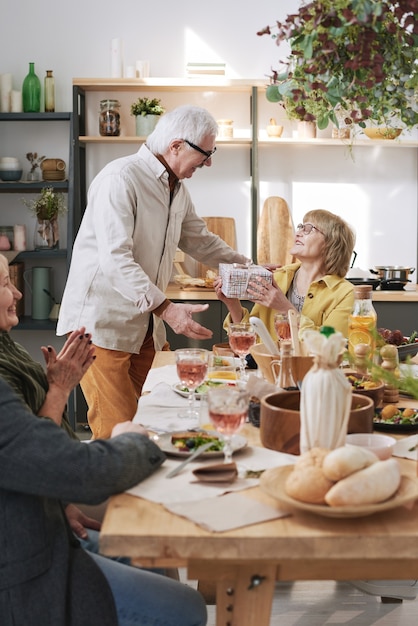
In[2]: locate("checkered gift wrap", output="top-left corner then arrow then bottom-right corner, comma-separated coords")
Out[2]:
219,263 -> 272,298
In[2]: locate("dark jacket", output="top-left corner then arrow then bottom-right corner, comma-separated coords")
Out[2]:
0,379 -> 165,625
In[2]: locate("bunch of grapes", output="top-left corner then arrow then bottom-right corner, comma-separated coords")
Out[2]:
377,328 -> 405,346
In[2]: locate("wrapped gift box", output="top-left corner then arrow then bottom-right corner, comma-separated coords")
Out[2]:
219,263 -> 272,298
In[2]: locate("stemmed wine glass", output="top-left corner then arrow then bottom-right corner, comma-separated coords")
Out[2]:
175,348 -> 209,419
228,322 -> 256,381
207,386 -> 249,463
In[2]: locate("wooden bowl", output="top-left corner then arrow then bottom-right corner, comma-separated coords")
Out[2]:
249,343 -> 314,384
345,373 -> 384,408
260,391 -> 374,455
363,127 -> 402,140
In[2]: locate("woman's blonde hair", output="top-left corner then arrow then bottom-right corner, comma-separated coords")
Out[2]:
303,209 -> 355,277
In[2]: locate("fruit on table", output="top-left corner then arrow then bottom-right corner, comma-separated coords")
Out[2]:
378,328 -> 418,346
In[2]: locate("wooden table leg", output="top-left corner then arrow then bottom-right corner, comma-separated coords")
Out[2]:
191,562 -> 277,626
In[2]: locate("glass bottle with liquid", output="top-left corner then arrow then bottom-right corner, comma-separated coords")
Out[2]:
22,62 -> 41,112
44,70 -> 55,112
348,285 -> 377,361
277,340 -> 298,391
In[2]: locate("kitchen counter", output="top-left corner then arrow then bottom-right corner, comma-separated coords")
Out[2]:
164,283 -> 418,349
166,283 -> 418,302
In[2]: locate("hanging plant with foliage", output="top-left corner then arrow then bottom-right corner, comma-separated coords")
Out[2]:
257,0 -> 418,130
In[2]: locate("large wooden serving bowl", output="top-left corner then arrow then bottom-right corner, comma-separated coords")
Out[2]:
250,343 -> 314,384
260,391 -> 374,455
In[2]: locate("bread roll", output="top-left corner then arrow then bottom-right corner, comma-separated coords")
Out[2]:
322,446 -> 379,481
285,447 -> 334,504
325,458 -> 401,507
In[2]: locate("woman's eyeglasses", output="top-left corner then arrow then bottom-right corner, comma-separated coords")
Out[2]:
296,223 -> 324,236
183,139 -> 217,162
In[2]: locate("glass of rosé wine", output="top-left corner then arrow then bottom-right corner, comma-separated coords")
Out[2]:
207,386 -> 249,463
274,312 -> 291,343
175,348 -> 209,419
228,322 -> 256,381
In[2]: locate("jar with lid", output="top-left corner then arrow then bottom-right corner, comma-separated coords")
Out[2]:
99,99 -> 121,136
217,119 -> 234,139
348,285 -> 377,361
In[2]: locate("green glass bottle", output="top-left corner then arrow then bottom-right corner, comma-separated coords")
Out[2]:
22,62 -> 41,112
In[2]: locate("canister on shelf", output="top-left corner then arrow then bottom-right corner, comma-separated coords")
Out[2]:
0,226 -> 14,251
217,119 -> 234,139
99,99 -> 121,136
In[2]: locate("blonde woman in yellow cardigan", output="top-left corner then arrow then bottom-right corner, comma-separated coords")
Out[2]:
215,209 -> 355,339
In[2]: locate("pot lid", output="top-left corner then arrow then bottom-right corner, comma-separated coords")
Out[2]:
346,267 -> 375,279
373,265 -> 414,270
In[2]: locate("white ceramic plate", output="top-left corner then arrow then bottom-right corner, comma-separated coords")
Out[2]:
156,431 -> 248,459
260,465 -> 418,518
172,380 -> 237,399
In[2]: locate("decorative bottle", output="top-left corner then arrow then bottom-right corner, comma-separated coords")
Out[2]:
22,62 -> 41,112
44,70 -> 55,112
348,285 -> 377,362
276,340 -> 298,391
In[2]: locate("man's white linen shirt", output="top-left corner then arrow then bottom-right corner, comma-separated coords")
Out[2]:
57,145 -> 248,353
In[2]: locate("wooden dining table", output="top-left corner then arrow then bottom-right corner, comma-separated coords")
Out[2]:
100,351 -> 418,626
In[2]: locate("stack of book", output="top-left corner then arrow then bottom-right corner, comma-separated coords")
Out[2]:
186,62 -> 226,76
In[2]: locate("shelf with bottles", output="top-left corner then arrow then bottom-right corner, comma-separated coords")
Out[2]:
0,112 -> 71,122
0,180 -> 69,193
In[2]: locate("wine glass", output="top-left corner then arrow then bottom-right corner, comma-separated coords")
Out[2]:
228,322 -> 256,381
207,386 -> 249,463
175,348 -> 209,419
274,312 -> 291,343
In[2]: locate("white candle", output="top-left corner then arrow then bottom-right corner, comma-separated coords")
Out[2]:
11,90 -> 22,113
135,60 -> 150,78
0,73 -> 12,112
13,225 -> 26,251
125,65 -> 135,78
110,38 -> 123,78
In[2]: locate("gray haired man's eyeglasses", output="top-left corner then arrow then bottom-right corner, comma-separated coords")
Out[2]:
183,139 -> 217,161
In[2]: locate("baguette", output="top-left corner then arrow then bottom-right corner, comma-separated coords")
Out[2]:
322,445 -> 379,481
325,458 -> 401,507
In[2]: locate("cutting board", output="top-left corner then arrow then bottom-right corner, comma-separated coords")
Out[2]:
196,217 -> 237,278
257,197 -> 295,266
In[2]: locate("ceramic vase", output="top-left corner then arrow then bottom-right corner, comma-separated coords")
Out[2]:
135,114 -> 160,137
33,217 -> 59,250
297,121 -> 317,139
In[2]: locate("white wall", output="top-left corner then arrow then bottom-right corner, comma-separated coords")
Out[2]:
1,0 -> 417,274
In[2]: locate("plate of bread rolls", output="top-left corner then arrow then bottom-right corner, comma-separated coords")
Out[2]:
260,446 -> 418,518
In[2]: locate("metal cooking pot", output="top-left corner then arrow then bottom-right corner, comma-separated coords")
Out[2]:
370,266 -> 415,282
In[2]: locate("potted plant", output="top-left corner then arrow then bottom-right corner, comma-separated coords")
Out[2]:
22,186 -> 66,249
130,97 -> 166,136
257,0 -> 418,137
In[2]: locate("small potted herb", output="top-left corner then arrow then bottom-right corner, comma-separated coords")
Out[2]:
130,97 -> 165,136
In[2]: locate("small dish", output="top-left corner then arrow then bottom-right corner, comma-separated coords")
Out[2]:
363,127 -> 402,140
345,433 -> 396,460
260,465 -> 418,518
156,431 -> 247,459
373,407 -> 418,432
397,341 -> 418,361
172,380 -> 236,399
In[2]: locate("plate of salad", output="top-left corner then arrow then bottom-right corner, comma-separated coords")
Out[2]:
373,406 -> 418,432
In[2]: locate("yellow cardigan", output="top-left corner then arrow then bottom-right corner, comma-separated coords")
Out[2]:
224,262 -> 354,339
